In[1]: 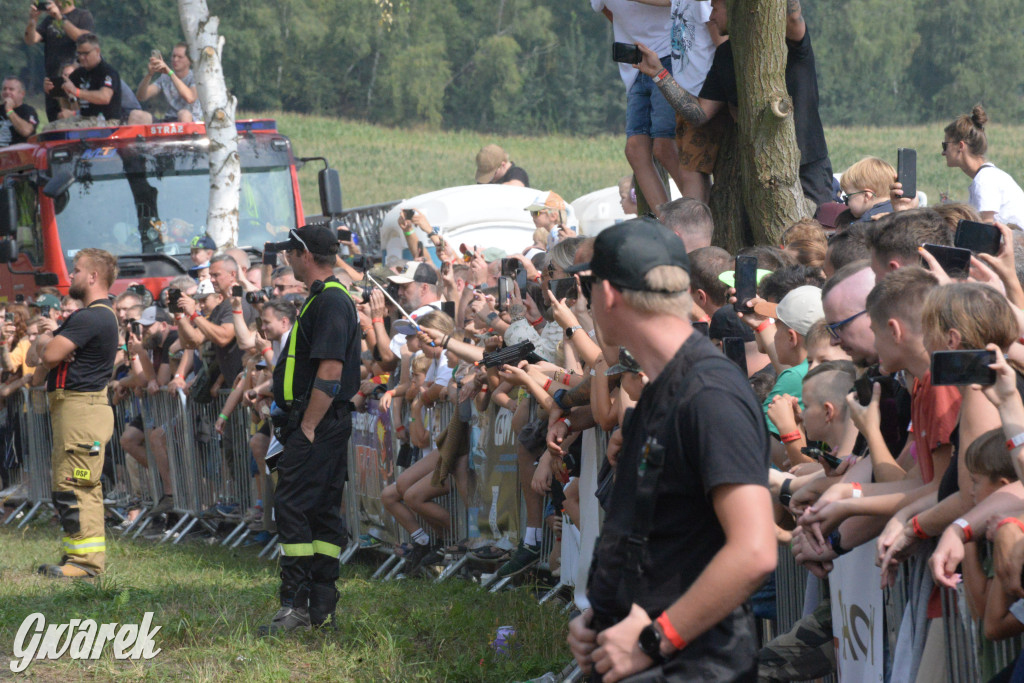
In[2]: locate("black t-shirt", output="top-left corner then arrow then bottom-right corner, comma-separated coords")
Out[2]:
46,298 -> 119,392
589,333 -> 769,652
273,277 -> 362,408
699,31 -> 829,166
208,299 -> 255,386
38,8 -> 95,80
492,164 -> 530,187
152,329 -> 179,371
70,60 -> 122,120
0,104 -> 39,146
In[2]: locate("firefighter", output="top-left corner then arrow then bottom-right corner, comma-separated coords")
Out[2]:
34,248 -> 119,578
260,225 -> 361,634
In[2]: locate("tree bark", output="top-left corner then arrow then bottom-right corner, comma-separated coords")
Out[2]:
178,0 -> 240,249
709,119 -> 752,253
728,0 -> 808,245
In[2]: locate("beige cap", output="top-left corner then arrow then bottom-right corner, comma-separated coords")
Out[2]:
524,191 -> 567,213
772,285 -> 824,337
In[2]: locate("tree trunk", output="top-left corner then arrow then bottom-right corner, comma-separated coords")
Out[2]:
728,0 -> 807,245
178,0 -> 240,249
709,119 -> 752,253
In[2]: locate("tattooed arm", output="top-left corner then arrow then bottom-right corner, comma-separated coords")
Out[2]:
786,0 -> 806,41
635,42 -> 725,126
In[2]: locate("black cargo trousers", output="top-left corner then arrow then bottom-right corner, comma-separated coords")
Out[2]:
274,403 -> 351,622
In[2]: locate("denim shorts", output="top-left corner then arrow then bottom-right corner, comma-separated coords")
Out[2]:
625,54 -> 677,139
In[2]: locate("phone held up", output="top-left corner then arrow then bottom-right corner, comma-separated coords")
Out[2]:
733,255 -> 758,312
931,349 -> 997,386
611,42 -> 642,65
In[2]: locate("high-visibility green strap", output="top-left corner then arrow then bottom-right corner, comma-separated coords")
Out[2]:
279,542 -> 314,557
312,540 -> 342,558
282,281 -> 349,404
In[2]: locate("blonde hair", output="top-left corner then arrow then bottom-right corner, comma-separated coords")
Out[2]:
412,354 -> 433,375
74,248 -> 118,287
922,282 -> 1018,352
781,220 -> 827,269
417,310 -> 456,336
804,319 -> 832,350
620,266 -> 693,318
840,157 -> 896,197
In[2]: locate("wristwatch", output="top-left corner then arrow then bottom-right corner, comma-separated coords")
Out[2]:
638,623 -> 667,664
565,325 -> 583,338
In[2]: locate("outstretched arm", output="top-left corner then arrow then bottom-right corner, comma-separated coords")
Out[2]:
634,43 -> 723,126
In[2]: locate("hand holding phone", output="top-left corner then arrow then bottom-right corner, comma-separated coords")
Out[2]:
231,284 -> 243,298
897,148 -> 917,200
931,349 -> 997,386
921,243 -> 971,279
612,42 -> 642,65
548,277 -> 578,302
733,255 -> 758,312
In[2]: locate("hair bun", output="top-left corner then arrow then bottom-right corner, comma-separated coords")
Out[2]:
971,104 -> 988,129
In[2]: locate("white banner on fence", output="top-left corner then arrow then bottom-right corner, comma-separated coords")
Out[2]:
829,542 -> 884,682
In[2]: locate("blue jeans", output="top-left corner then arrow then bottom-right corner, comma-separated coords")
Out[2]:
625,55 -> 677,139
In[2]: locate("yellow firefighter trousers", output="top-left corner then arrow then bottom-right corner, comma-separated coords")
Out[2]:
48,390 -> 114,574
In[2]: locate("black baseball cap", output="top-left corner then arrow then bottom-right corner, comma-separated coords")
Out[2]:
271,225 -> 340,256
566,217 -> 689,291
709,306 -> 755,342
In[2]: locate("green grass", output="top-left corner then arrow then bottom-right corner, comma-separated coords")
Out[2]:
255,111 -> 1024,215
0,524 -> 569,682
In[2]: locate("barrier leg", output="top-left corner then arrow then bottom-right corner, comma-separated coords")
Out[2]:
160,513 -> 192,544
169,515 -> 199,545
339,541 -> 360,565
372,554 -> 399,580
229,528 -> 252,549
3,501 -> 28,525
434,554 -> 469,584
488,576 -> 514,593
16,501 -> 44,529
539,581 -> 568,605
384,558 -> 407,581
258,534 -> 279,558
222,521 -> 246,546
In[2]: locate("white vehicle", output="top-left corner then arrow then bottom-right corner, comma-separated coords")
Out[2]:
379,185 -> 578,265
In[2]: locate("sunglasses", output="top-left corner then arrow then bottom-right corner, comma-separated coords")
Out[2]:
825,310 -> 866,342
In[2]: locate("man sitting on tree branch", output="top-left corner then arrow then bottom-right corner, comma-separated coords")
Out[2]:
635,0 -> 834,215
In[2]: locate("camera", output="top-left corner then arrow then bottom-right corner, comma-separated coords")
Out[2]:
231,284 -> 243,298
246,286 -> 274,305
36,0 -> 52,10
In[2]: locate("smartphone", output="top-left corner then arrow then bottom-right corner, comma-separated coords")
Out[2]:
167,288 -> 182,314
441,300 -> 456,318
733,255 -> 758,312
722,337 -> 748,376
692,321 -> 709,337
351,254 -> 367,271
440,261 -> 450,276
14,294 -> 24,304
896,148 -> 917,200
548,277 -> 578,301
612,42 -> 642,65
129,320 -> 143,338
128,283 -> 147,299
402,208 -> 415,221
337,228 -> 352,242
802,444 -> 843,469
497,276 -> 512,312
4,313 -> 13,323
500,258 -> 519,278
954,219 -> 1001,256
150,49 -> 163,62
922,243 -> 971,278
231,284 -> 243,298
853,373 -> 875,406
39,305 -> 51,318
931,349 -> 997,386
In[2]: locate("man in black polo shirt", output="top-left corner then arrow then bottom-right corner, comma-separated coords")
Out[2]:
65,33 -> 122,121
259,225 -> 361,635
566,218 -> 776,681
33,248 -> 119,578
635,0 -> 834,212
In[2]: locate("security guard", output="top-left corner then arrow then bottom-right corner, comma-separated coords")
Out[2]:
260,225 -> 361,634
35,248 -> 119,578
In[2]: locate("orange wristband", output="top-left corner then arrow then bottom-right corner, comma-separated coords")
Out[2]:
754,319 -> 772,333
779,430 -> 802,444
997,517 -> 1024,535
542,378 -> 552,392
911,515 -> 930,540
656,613 -> 686,650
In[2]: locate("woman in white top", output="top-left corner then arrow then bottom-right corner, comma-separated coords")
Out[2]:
943,104 -> 1024,226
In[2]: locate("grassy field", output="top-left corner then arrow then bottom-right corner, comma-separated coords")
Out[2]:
257,111 -> 1024,215
0,524 -> 569,682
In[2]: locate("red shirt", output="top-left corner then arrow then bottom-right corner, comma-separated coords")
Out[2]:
910,372 -> 961,484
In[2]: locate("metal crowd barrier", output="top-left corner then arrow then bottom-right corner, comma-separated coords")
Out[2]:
1,390 -> 29,524
338,200 -> 401,259
14,387 -> 53,528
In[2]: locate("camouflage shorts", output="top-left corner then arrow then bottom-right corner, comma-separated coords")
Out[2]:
758,599 -> 836,682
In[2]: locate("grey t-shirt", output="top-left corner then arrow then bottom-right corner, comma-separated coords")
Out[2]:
155,71 -> 202,121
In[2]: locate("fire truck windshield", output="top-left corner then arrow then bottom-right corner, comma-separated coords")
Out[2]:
49,137 -> 296,267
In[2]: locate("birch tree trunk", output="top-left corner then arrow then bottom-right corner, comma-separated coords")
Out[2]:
178,0 -> 239,249
728,0 -> 808,244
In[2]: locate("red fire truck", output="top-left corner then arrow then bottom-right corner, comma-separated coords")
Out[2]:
0,118 -> 340,300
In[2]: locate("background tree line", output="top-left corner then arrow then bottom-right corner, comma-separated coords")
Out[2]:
2,0 -> 1023,133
